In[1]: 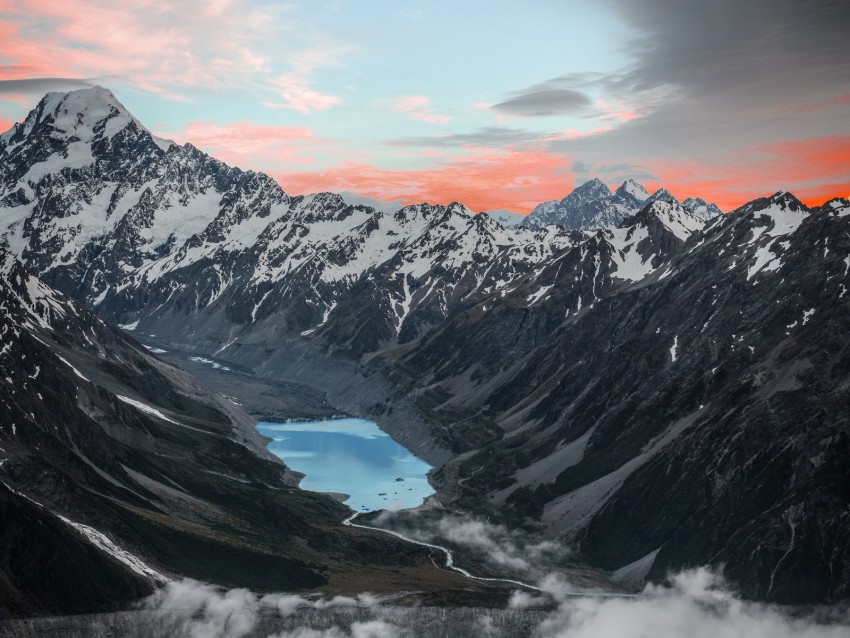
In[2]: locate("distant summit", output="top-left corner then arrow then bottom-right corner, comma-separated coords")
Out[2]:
521,178 -> 723,230
683,197 -> 724,220
615,178 -> 650,203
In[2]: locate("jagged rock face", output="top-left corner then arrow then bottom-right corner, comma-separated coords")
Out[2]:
683,196 -> 724,220
0,87 -> 291,311
412,194 -> 850,603
522,178 -> 632,230
0,249 -> 443,616
521,179 -> 722,231
0,89 -> 717,362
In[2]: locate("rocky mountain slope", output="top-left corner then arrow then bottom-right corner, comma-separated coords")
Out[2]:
0,88 -> 714,360
387,193 -> 850,603
0,249 -> 476,617
1,87 -> 847,605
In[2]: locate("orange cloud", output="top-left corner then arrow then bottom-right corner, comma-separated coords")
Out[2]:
649,135 -> 850,210
277,149 -> 574,213
789,93 -> 850,115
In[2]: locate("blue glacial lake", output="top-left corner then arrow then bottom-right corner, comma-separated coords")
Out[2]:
256,418 -> 435,512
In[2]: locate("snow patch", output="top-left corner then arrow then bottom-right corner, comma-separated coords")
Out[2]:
188,356 -> 231,372
116,394 -> 180,425
526,283 -> 554,306
802,308 -> 815,325
56,355 -> 89,382
142,345 -> 167,354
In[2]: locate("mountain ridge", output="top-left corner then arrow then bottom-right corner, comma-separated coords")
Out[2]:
521,178 -> 723,231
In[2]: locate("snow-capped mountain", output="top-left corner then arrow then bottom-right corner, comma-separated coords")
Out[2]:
2,87 -> 848,605
521,178 -> 722,231
0,88 -> 691,356
0,246 -> 472,616
683,196 -> 725,220
522,178 -> 627,230
395,193 -> 850,603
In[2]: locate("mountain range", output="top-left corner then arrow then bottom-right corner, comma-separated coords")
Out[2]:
1,87 -> 848,609
521,178 -> 723,231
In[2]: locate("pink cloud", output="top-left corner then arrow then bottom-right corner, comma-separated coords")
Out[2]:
0,115 -> 16,133
265,74 -> 342,114
388,96 -> 452,125
158,120 -> 329,170
0,0 -> 343,104
276,148 -> 574,213
594,98 -> 642,124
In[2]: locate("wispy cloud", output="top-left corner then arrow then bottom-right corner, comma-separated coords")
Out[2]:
143,569 -> 850,637
384,96 -> 451,125
157,120 -> 327,170
389,126 -> 542,149
264,74 -> 343,113
788,93 -> 850,115
533,568 -> 850,638
492,87 -> 593,118
262,41 -> 351,113
0,76 -> 93,94
144,579 -> 386,638
0,0 -> 348,107
372,511 -> 570,577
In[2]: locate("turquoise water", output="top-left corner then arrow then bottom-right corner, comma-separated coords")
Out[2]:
257,418 -> 435,512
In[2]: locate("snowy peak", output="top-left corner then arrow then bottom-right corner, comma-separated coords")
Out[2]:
523,177 -> 644,231
634,199 -> 705,241
604,200 -> 704,284
825,197 -> 850,215
645,188 -> 679,206
731,191 -> 811,249
569,177 -> 612,200
735,191 -> 808,217
2,86 -> 172,153
522,178 -> 722,232
445,201 -> 477,219
615,179 -> 650,203
683,197 -> 723,220
38,87 -> 135,138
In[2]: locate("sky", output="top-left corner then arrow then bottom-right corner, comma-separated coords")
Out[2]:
0,0 -> 848,213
